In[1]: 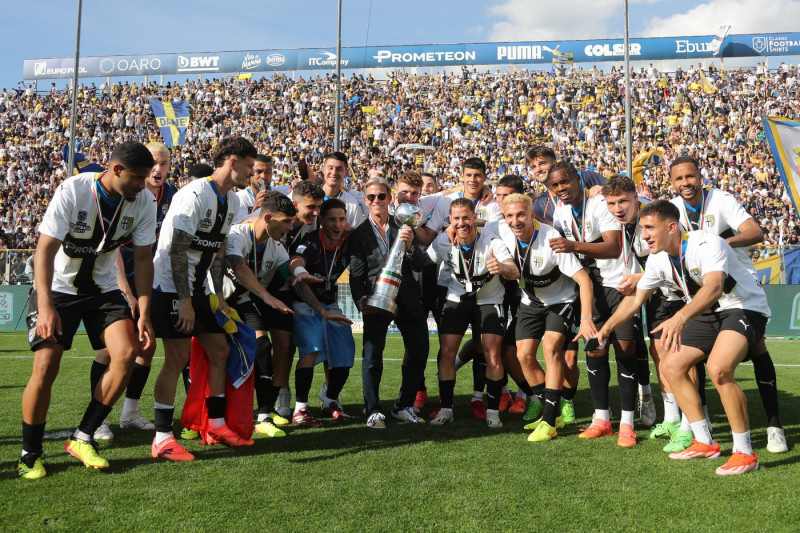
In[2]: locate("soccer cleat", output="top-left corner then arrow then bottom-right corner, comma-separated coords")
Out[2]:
669,440 -> 721,460
93,419 -> 114,441
578,419 -> 613,439
255,419 -> 287,438
649,420 -> 681,440
180,427 -> 200,440
321,403 -> 352,421
429,404 -> 442,420
522,401 -> 543,422
151,436 -> 195,461
414,390 -> 428,411
524,416 -> 565,431
120,412 -> 156,430
275,389 -> 292,419
508,397 -> 527,414
638,394 -> 657,427
292,408 -> 323,429
617,424 -> 638,447
662,429 -> 694,453
559,399 -> 576,423
430,408 -> 454,426
65,438 -> 109,469
766,427 -> 789,454
17,454 -> 46,480
498,392 -> 513,412
716,452 -> 759,476
486,409 -> 503,428
269,412 -> 291,426
205,424 -> 254,446
391,406 -> 424,424
367,412 -> 386,429
528,421 -> 557,442
470,400 -> 487,420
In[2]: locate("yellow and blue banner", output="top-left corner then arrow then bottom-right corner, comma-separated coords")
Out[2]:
150,99 -> 191,147
61,143 -> 103,174
762,116 -> 800,213
631,148 -> 664,184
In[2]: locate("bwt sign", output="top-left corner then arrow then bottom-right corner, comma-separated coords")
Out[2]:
177,55 -> 220,72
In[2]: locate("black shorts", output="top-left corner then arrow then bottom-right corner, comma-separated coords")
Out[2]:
421,264 -> 439,317
502,288 -> 521,347
260,291 -> 294,332
593,286 -> 639,341
27,290 -> 132,351
151,290 -> 226,339
644,292 -> 683,340
515,301 -> 576,341
438,299 -> 506,337
434,284 -> 449,328
681,309 -> 768,355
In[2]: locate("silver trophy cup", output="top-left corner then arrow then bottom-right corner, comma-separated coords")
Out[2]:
362,203 -> 423,316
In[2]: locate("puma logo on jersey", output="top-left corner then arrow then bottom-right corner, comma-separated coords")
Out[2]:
738,319 -> 749,331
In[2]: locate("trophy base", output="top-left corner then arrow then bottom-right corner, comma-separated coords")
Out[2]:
362,295 -> 397,317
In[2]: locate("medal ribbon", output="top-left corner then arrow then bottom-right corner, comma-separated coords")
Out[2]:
669,232 -> 692,302
92,174 -> 124,252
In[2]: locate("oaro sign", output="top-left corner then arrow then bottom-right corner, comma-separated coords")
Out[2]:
23,32 -> 800,80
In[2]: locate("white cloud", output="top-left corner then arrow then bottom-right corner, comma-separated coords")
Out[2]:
487,0 -> 623,41
641,0 -> 800,37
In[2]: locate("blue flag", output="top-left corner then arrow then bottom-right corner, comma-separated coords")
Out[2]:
62,143 -> 103,174
150,99 -> 191,147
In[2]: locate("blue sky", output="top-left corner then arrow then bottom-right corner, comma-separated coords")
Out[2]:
1,0 -> 798,90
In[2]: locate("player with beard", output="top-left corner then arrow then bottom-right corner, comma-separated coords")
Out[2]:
90,142 -> 178,440
18,142 -> 156,479
149,136 -> 254,461
668,156 -> 787,454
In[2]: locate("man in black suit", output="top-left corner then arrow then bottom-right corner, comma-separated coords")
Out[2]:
350,177 -> 428,428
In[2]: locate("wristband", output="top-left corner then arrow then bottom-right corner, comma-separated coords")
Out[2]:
678,311 -> 687,325
580,317 -> 593,322
293,266 -> 309,277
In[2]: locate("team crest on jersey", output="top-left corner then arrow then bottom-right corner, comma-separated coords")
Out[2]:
532,256 -> 543,268
263,261 -> 274,272
585,221 -> 593,234
227,213 -> 234,226
161,203 -> 169,216
690,268 -> 701,279
475,254 -> 484,270
704,215 -> 715,228
70,210 -> 91,233
120,216 -> 134,231
199,209 -> 213,230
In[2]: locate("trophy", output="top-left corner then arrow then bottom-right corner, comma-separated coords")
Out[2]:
362,203 -> 423,316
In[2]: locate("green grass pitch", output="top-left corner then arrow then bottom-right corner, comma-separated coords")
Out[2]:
1,331 -> 799,531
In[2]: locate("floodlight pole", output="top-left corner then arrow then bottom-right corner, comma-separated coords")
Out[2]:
624,0 -> 632,179
68,0 -> 83,176
333,0 -> 343,152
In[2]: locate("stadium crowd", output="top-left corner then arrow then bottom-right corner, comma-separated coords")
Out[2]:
2,61 -> 800,270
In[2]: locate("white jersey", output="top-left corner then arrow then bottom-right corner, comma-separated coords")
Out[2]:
38,173 -> 156,296
496,220 -> 583,307
225,223 -> 290,303
637,231 -> 770,317
426,226 -> 513,305
670,188 -> 755,274
233,184 -> 293,224
552,193 -> 623,287
153,177 -> 240,295
390,194 -> 440,231
326,189 -> 367,227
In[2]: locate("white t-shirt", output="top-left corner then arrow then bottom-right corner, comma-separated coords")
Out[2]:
637,231 -> 770,317
552,193 -> 623,287
426,226 -> 513,305
225,222 -> 290,303
153,177 -> 239,295
670,188 -> 755,274
325,189 -> 368,228
38,172 -> 156,295
233,187 -> 258,224
427,192 -> 503,234
496,220 -> 582,307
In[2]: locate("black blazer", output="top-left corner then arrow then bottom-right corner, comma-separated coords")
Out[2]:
348,216 -> 426,315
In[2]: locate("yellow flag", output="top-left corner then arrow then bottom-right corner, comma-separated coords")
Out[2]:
632,149 -> 665,184
699,70 -> 717,94
238,73 -> 253,80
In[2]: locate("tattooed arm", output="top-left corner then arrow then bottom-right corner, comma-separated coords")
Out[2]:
225,254 -> 292,314
169,228 -> 194,334
289,256 -> 351,326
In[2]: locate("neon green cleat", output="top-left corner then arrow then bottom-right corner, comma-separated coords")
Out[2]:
269,412 -> 291,426
559,399 -> 576,423
65,438 -> 109,469
649,420 -> 681,440
528,421 -> 557,442
662,429 -> 693,453
522,401 -> 543,422
180,427 -> 200,440
255,419 -> 286,438
524,416 -> 564,431
17,454 -> 46,480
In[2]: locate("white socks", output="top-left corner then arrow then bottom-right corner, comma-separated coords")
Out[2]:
690,419 -> 714,445
662,393 -> 681,423
732,431 -> 754,456
122,397 -> 140,416
594,409 -> 610,422
620,410 -> 634,427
